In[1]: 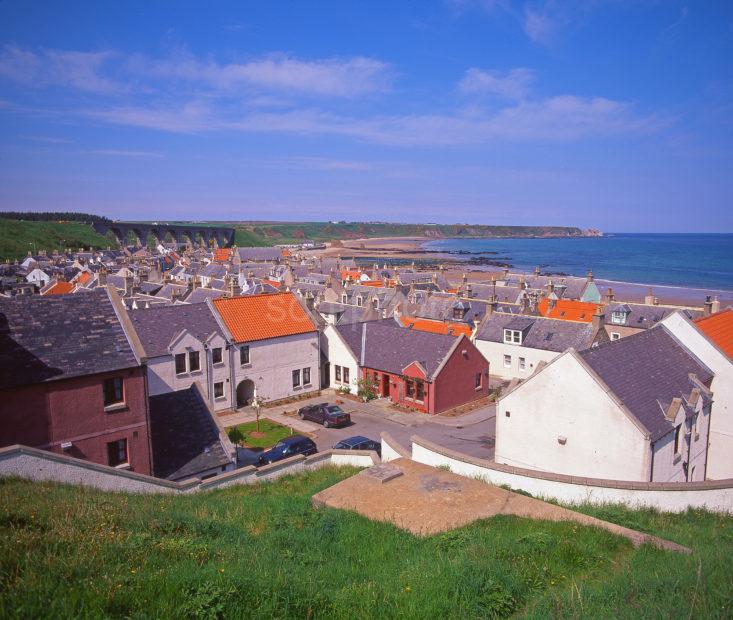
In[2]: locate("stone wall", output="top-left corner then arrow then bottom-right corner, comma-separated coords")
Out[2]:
0,444 -> 378,495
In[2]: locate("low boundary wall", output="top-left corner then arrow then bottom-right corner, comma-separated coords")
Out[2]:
379,433 -> 733,513
0,445 -> 378,495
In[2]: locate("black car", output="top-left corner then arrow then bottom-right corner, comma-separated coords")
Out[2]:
298,403 -> 351,428
333,436 -> 381,457
258,435 -> 317,465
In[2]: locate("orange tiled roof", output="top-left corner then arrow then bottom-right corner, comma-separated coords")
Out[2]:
76,271 -> 91,285
43,281 -> 75,296
213,248 -> 232,262
341,270 -> 363,281
282,249 -> 291,257
695,308 -> 733,359
213,292 -> 316,342
262,279 -> 281,289
359,279 -> 396,288
538,298 -> 598,323
400,315 -> 473,337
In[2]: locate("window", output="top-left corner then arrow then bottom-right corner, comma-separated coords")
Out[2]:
335,365 -> 342,382
212,347 -> 223,365
292,369 -> 301,388
475,372 -> 482,389
189,351 -> 201,373
611,311 -> 627,325
356,296 -> 363,307
175,353 -> 187,375
343,367 -> 350,384
107,438 -> 128,467
673,424 -> 682,455
519,357 -> 526,371
303,367 -> 311,385
611,332 -> 621,341
415,381 -> 425,402
240,345 -> 250,365
505,411 -> 511,417
341,294 -> 348,303
503,329 -> 522,344
214,381 -> 224,399
103,377 -> 124,406
503,354 -> 512,368
406,380 -> 415,399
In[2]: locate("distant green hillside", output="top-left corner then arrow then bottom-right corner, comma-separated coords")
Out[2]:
0,219 -> 116,260
230,221 -> 586,246
1,469 -> 731,618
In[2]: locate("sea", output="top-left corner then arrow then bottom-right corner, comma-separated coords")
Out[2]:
423,233 -> 733,292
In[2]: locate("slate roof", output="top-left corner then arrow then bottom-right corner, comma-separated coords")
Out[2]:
476,312 -> 596,352
129,303 -> 223,358
579,326 -> 713,441
604,302 -> 701,330
186,287 -> 226,304
0,288 -> 138,390
149,386 -> 232,481
237,247 -> 282,262
336,319 -> 458,378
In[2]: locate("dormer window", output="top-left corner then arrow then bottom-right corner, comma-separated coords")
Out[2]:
356,296 -> 363,307
611,311 -> 627,325
503,329 -> 522,345
341,294 -> 348,304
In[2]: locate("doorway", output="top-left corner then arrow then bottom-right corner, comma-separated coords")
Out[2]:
236,379 -> 256,408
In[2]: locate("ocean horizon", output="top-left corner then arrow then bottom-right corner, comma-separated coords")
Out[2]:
423,233 -> 733,292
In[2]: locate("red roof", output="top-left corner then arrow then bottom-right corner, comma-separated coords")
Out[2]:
213,292 -> 316,343
213,248 -> 232,262
341,270 -> 363,281
695,308 -> 733,360
400,316 -> 473,337
76,271 -> 91,285
42,281 -> 75,296
538,298 -> 598,323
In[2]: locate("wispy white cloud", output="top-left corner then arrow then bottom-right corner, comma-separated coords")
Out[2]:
136,52 -> 392,97
0,45 -> 124,93
85,149 -> 164,158
522,6 -> 557,44
459,67 -> 535,99
20,135 -> 73,144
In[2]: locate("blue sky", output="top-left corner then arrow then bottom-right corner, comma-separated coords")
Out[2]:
1,1 -> 732,232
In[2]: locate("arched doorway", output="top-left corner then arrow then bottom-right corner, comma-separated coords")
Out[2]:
236,380 -> 256,408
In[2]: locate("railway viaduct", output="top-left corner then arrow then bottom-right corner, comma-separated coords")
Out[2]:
92,221 -> 236,248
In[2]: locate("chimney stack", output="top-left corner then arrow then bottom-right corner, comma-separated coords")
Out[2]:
519,274 -> 526,290
587,269 -> 594,282
534,266 -> 541,276
703,296 -> 714,317
502,267 -> 509,281
124,275 -> 133,296
644,288 -> 655,306
605,287 -> 615,304
98,267 -> 107,287
712,296 -> 721,314
592,306 -> 605,333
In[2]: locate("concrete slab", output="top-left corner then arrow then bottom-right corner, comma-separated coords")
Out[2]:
312,458 -> 689,554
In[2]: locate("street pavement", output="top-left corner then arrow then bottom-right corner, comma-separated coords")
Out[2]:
219,392 -> 496,465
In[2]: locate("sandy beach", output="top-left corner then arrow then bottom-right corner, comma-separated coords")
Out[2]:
309,236 -> 732,308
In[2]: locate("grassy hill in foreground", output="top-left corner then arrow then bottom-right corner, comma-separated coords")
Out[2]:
1,468 -> 731,618
0,219 -> 116,261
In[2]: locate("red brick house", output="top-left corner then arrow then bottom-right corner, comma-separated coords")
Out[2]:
0,286 -> 153,475
335,320 -> 489,413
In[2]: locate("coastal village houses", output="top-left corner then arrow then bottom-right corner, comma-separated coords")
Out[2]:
129,302 -> 233,412
212,292 -> 320,407
332,319 -> 489,413
661,308 -> 733,479
0,287 -> 154,475
496,326 -> 713,482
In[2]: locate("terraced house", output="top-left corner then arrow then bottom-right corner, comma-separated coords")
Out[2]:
0,287 -> 153,475
213,292 -> 320,407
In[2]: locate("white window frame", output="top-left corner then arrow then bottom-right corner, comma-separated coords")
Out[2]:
611,311 -> 626,325
303,367 -> 311,386
503,354 -> 512,368
240,345 -> 250,366
213,381 -> 225,399
518,357 -> 526,371
611,332 -> 621,341
503,329 -> 522,345
292,369 -> 301,389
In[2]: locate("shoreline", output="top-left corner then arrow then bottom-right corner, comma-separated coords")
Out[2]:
310,235 -> 732,307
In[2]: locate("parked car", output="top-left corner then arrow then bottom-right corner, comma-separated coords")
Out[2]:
258,435 -> 317,465
298,403 -> 351,428
333,435 -> 381,457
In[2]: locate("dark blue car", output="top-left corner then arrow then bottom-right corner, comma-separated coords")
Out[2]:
258,435 -> 317,465
333,436 -> 381,457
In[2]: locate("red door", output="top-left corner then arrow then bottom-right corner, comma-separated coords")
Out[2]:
381,373 -> 390,398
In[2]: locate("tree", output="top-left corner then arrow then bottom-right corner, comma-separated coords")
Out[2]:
356,376 -> 378,402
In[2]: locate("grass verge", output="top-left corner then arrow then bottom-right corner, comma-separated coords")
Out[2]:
0,470 -> 731,618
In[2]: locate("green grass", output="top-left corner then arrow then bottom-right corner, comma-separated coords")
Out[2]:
0,219 -> 116,260
226,419 -> 294,449
1,470 -> 731,618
